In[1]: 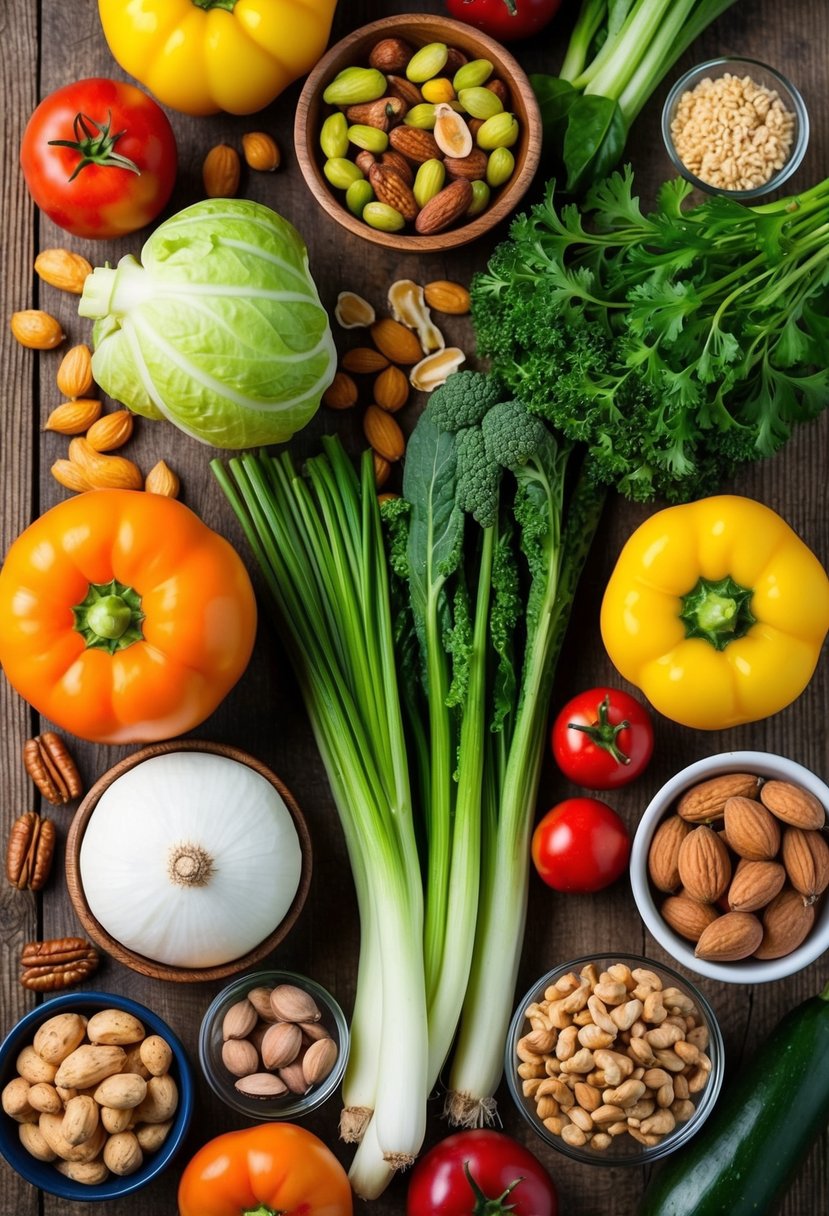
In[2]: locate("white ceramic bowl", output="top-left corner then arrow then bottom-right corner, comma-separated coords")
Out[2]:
630,751 -> 829,984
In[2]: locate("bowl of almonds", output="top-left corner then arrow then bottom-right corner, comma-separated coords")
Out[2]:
294,13 -> 541,251
505,955 -> 723,1163
630,751 -> 829,983
198,970 -> 348,1120
0,991 -> 193,1200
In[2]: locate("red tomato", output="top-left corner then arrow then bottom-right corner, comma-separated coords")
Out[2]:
20,78 -> 177,239
407,1130 -> 557,1216
551,687 -> 653,790
532,798 -> 630,893
444,0 -> 562,40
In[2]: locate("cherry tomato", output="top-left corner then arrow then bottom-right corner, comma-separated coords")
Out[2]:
407,1130 -> 558,1216
551,687 -> 654,790
532,798 -> 630,893
444,0 -> 562,41
20,78 -> 177,239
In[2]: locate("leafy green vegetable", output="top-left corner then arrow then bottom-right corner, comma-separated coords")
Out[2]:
79,199 -> 336,449
534,0 -> 738,192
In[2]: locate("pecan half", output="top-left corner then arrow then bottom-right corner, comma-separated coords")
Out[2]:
20,938 -> 99,992
6,811 -> 56,890
23,732 -> 83,805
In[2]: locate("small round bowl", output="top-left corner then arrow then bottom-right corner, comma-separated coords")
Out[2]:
0,991 -> 193,1202
631,751 -> 829,984
505,954 -> 723,1165
65,740 -> 313,984
295,13 -> 541,251
661,57 -> 809,199
199,969 -> 349,1120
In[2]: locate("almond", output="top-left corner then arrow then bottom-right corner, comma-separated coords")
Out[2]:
723,796 -> 781,860
380,150 -> 416,186
51,459 -> 91,494
677,773 -> 760,823
221,1039 -> 260,1078
261,1022 -> 302,1070
342,347 -> 389,374
355,150 -> 377,176
34,249 -> 92,295
11,310 -> 65,350
67,437 -> 143,490
370,318 -> 424,365
85,409 -> 134,452
648,816 -> 691,893
56,345 -> 94,399
302,1036 -> 338,1086
727,859 -> 786,912
54,1046 -> 126,1090
781,828 -> 829,904
364,404 -> 405,461
33,1014 -> 87,1065
760,780 -> 826,830
374,364 -> 410,412
368,37 -> 414,73
415,179 -> 473,235
443,149 -> 488,180
754,887 -> 815,958
386,75 -> 424,108
145,460 -> 180,498
241,132 -> 280,172
424,280 -> 471,315
677,826 -> 731,903
269,984 -> 321,1023
373,453 -> 391,488
368,165 -> 419,221
389,125 -> 442,163
660,894 -> 720,942
235,1072 -> 288,1099
93,1073 -> 148,1111
222,999 -> 258,1041
203,144 -> 241,198
323,371 -> 359,410
346,97 -> 408,131
694,911 -> 763,960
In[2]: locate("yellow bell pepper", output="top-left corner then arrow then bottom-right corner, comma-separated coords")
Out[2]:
98,0 -> 338,117
600,495 -> 829,730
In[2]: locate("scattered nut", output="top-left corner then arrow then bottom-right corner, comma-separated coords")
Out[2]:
203,144 -> 241,198
45,397 -> 101,435
11,309 -> 65,350
242,131 -> 281,172
34,249 -> 93,295
55,345 -> 94,399
145,460 -> 180,498
23,732 -> 83,805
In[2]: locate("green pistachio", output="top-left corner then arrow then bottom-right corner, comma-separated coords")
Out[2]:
452,59 -> 494,91
413,158 -> 446,208
348,124 -> 390,153
320,113 -> 349,159
467,179 -> 491,217
324,157 -> 365,190
406,42 -> 449,84
486,146 -> 515,188
346,179 -> 375,217
323,67 -> 388,106
476,112 -> 519,150
404,103 -> 438,130
362,202 -> 406,232
458,87 -> 504,120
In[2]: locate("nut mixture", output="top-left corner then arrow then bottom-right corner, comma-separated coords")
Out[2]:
516,961 -> 712,1151
2,1007 -> 179,1184
219,982 -> 340,1100
318,38 -> 520,235
670,72 -> 795,192
649,773 -> 828,962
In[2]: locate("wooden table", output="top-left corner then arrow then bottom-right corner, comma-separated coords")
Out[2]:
2,2 -> 828,1213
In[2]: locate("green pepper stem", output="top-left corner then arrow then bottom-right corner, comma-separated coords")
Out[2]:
192,0 -> 238,10
568,694 -> 631,765
72,579 -> 145,654
679,575 -> 756,651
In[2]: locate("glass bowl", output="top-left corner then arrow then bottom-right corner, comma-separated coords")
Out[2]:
661,57 -> 809,199
504,954 -> 723,1165
199,970 -> 349,1120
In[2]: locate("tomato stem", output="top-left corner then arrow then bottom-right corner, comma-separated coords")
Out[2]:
465,1161 -> 522,1214
72,578 -> 145,653
568,694 -> 631,766
48,110 -> 140,182
501,0 -> 519,13
679,575 -> 756,651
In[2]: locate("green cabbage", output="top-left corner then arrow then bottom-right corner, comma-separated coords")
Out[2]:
79,199 -> 336,450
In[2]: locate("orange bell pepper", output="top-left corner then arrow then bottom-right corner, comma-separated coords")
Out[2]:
0,490 -> 256,744
177,1124 -> 353,1216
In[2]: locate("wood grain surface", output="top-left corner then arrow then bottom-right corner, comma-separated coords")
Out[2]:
1,1 -> 828,1214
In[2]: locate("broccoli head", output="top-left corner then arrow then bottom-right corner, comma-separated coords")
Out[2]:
482,401 -> 548,470
427,371 -> 504,433
456,427 -> 500,528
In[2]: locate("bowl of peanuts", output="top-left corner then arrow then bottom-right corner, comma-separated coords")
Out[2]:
294,13 -> 542,251
661,57 -> 809,199
505,955 -> 724,1163
0,991 -> 193,1201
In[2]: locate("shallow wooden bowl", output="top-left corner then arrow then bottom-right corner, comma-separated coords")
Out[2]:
295,13 -> 542,252
65,740 -> 313,983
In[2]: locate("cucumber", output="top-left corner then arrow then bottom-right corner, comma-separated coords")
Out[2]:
638,982 -> 829,1216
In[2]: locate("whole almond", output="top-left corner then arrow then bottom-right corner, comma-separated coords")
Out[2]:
93,1073 -> 148,1111
347,97 -> 408,131
386,75 -> 424,108
342,347 -> 389,374
222,999 -> 258,1041
235,1072 -> 289,1098
648,816 -> 691,893
85,409 -> 134,452
54,1045 -> 126,1090
103,1130 -> 143,1176
26,1083 -> 62,1115
369,37 -> 414,73
133,1074 -> 178,1124
35,249 -> 92,294
33,1013 -> 87,1066
203,144 -> 241,198
677,826 -> 731,903
139,1036 -> 172,1077
67,437 -> 143,490
760,781 -> 826,830
364,404 -> 405,462
415,179 -> 473,235
278,1060 -> 310,1095
11,310 -> 65,350
374,453 -> 391,488
323,370 -> 359,410
369,165 -> 419,221
19,1121 -> 57,1162
755,887 -> 816,959
389,125 -> 442,163
723,796 -> 781,861
51,459 -> 91,493
145,460 -> 180,498
677,774 -> 760,823
381,150 -> 416,186
242,131 -> 280,172
423,280 -> 471,315
40,1111 -> 106,1162
55,1158 -> 109,1184
782,828 -> 829,903
302,1036 -> 338,1086
136,1120 -> 173,1152
374,364 -> 410,413
45,398 -> 102,436
444,149 -> 489,180
727,859 -> 786,912
370,318 -> 424,365
56,345 -> 94,399
221,1038 -> 260,1078
269,984 -> 322,1023
60,1095 -> 100,1147
660,894 -> 720,942
355,149 -> 377,176
695,911 -> 763,960
246,987 -> 278,1023
261,1021 -> 302,1070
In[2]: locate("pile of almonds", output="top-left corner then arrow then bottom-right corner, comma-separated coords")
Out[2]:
648,772 -> 829,962
516,961 -> 712,1152
202,131 -> 282,198
326,278 -> 470,489
2,1007 -> 179,1185
219,981 -> 339,1101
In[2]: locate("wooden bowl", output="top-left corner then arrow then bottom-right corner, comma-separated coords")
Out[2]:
65,740 -> 313,983
294,13 -> 542,252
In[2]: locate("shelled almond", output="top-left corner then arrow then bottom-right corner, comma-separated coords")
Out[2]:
648,772 -> 828,962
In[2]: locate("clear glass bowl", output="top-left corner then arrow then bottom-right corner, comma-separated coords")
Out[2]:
199,969 -> 349,1121
661,57 -> 809,199
504,954 -> 723,1165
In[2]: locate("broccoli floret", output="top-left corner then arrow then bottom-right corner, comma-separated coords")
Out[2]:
482,400 -> 548,469
427,371 -> 503,433
456,427 -> 500,528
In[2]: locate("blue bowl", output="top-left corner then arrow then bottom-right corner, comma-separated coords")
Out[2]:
0,991 -> 194,1201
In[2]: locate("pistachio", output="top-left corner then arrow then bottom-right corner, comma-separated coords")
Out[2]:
323,67 -> 387,106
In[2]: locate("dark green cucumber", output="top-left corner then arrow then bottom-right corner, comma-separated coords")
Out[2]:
638,982 -> 829,1216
